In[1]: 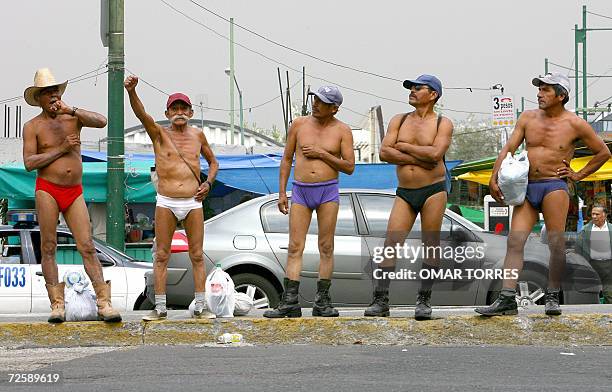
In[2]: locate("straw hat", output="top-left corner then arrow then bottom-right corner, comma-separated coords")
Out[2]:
23,68 -> 68,107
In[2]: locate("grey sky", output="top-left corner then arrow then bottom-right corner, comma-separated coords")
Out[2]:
2,0 -> 612,142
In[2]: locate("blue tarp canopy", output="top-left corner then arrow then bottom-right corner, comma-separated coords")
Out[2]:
0,150 -> 462,201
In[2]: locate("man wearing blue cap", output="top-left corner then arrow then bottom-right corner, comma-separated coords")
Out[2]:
364,75 -> 454,320
476,72 -> 610,317
264,86 -> 355,318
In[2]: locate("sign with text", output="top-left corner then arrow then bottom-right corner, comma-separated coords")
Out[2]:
491,95 -> 516,127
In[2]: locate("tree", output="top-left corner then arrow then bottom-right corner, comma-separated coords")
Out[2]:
445,114 -> 505,161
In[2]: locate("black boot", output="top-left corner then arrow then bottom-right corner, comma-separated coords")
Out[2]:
414,290 -> 432,320
312,279 -> 339,317
474,292 -> 518,316
544,289 -> 562,316
263,278 -> 302,318
364,290 -> 390,317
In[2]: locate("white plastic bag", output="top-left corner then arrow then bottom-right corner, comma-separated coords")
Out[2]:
205,266 -> 235,317
233,292 -> 254,316
187,291 -> 253,317
498,150 -> 529,206
64,281 -> 98,322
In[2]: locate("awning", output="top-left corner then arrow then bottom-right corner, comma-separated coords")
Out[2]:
457,156 -> 612,185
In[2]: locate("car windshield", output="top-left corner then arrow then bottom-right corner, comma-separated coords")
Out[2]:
93,238 -> 136,261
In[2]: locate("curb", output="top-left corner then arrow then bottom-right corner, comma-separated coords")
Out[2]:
1,314 -> 610,348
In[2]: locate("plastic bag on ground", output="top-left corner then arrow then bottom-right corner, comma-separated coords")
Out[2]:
64,280 -> 98,321
187,290 -> 253,317
205,266 -> 235,317
498,150 -> 529,206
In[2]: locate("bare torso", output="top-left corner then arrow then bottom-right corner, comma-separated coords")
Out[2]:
154,125 -> 203,198
294,116 -> 345,182
523,109 -> 579,180
396,114 -> 446,188
28,114 -> 83,186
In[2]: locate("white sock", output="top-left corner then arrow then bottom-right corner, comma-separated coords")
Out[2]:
155,294 -> 167,312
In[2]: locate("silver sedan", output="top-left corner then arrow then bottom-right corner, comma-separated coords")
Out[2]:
143,190 -> 601,310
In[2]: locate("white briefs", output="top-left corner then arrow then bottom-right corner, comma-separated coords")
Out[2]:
156,194 -> 202,221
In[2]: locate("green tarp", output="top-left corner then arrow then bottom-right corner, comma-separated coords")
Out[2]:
0,161 -> 156,203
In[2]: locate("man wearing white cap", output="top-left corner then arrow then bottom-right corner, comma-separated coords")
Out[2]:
476,72 -> 611,316
22,68 -> 121,323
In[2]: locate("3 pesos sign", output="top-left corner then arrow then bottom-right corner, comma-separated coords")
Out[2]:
491,95 -> 516,127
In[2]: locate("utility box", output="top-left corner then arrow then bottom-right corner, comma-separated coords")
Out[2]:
484,195 -> 513,234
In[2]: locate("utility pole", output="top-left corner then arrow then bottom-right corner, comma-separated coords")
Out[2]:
544,58 -> 549,74
582,5 -> 587,121
106,0 -> 125,251
229,17 -> 235,144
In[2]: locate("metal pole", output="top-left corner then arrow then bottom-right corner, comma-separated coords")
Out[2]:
582,5 -> 588,120
229,17 -> 235,144
277,68 -> 287,134
302,66 -> 307,116
544,58 -> 549,74
574,24 -> 579,114
236,80 -> 244,145
106,0 -> 125,251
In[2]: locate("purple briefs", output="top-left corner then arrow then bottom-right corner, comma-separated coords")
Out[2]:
291,179 -> 339,210
525,178 -> 568,211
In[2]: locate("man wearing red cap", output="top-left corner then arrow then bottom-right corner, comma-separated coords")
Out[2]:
124,75 -> 219,320
22,68 -> 122,323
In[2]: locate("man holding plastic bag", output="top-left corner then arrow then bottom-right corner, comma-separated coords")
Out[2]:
476,73 -> 610,317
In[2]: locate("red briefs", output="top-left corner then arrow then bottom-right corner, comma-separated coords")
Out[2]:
35,177 -> 83,213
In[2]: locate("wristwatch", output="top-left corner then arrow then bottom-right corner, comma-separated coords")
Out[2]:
71,107 -> 78,116
205,180 -> 213,188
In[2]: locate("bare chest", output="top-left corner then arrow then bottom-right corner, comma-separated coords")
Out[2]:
296,128 -> 342,154
397,119 -> 438,145
158,130 -> 202,160
35,119 -> 76,150
525,119 -> 576,151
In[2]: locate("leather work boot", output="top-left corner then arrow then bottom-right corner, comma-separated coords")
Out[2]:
544,289 -> 562,316
263,278 -> 302,318
474,292 -> 518,316
92,280 -> 122,322
414,290 -> 432,320
46,282 -> 66,323
312,279 -> 339,317
364,289 -> 390,317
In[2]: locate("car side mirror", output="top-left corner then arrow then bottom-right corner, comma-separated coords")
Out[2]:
451,224 -> 472,243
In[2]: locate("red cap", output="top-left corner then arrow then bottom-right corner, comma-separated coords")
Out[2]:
166,92 -> 192,109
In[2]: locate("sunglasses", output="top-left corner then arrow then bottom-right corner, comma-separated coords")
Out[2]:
412,85 -> 432,92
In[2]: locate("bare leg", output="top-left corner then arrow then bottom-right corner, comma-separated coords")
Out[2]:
379,197 -> 419,269
419,191 -> 447,291
315,202 -> 339,279
540,190 -> 569,289
285,203 -> 313,281
153,207 -> 178,295
35,190 -> 60,285
63,195 -> 104,283
501,202 -> 539,290
182,207 -> 205,292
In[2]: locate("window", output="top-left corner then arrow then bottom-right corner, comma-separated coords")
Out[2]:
0,232 -> 23,264
261,195 -> 357,236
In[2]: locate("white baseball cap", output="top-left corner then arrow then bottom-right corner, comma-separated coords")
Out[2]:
532,72 -> 571,95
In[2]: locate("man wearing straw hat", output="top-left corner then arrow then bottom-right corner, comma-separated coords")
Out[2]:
22,68 -> 121,323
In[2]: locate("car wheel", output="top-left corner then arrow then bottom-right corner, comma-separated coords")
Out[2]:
488,270 -> 548,307
134,293 -> 155,310
232,273 -> 280,309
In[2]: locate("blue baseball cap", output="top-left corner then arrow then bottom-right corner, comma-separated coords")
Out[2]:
403,74 -> 443,99
309,85 -> 343,106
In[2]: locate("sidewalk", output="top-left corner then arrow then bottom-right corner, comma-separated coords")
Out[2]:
1,305 -> 610,348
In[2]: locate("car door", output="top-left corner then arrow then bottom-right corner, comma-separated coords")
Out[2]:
263,194 -> 373,304
0,230 -> 31,313
29,231 -> 129,312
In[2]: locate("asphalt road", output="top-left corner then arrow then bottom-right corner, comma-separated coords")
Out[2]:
0,345 -> 609,392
